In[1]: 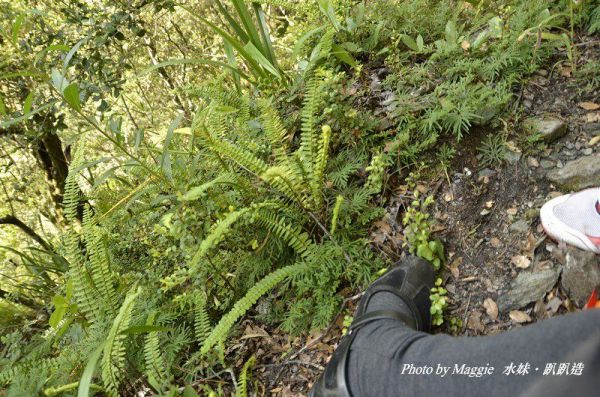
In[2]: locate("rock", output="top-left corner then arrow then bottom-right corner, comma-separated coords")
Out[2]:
540,160 -> 555,169
478,168 -> 496,178
498,267 -> 560,311
526,118 -> 567,143
527,157 -> 539,168
547,154 -> 600,190
509,220 -> 530,234
505,151 -> 522,164
561,247 -> 600,307
582,148 -> 593,155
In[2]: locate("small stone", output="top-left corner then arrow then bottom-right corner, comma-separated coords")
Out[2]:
509,220 -> 530,234
526,118 -> 567,143
505,151 -> 522,164
556,160 -> 564,168
498,267 -> 560,311
478,168 -> 496,178
547,154 -> 600,190
582,148 -> 593,155
561,247 -> 600,307
566,142 -> 575,150
540,160 -> 555,169
527,157 -> 539,168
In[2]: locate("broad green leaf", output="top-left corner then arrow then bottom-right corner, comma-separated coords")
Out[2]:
416,243 -> 434,261
401,35 -> 419,51
49,295 -> 66,328
253,2 -> 277,65
63,83 -> 81,110
445,20 -> 457,43
416,35 -> 424,50
214,0 -> 249,43
51,68 -> 69,91
332,44 -> 357,67
231,0 -> 263,49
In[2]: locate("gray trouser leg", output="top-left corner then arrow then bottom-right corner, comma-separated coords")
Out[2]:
347,310 -> 600,397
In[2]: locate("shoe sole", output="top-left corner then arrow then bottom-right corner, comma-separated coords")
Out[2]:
540,195 -> 600,254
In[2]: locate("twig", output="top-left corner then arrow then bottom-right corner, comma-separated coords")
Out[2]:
461,292 -> 472,333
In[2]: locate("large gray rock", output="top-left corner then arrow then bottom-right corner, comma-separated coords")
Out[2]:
547,154 -> 600,190
526,118 -> 567,142
498,267 -> 560,311
561,248 -> 600,307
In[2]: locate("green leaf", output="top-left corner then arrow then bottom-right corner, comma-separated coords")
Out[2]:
78,345 -> 103,397
401,35 -> 419,51
12,14 -> 25,44
416,35 -> 424,50
0,95 -> 7,116
445,20 -> 457,43
318,0 -> 341,31
49,295 -> 67,328
182,386 -> 200,397
118,325 -> 172,335
416,243 -> 434,261
51,69 -> 69,92
243,42 -> 281,78
161,113 -> 184,180
332,44 -> 357,67
23,91 -> 34,114
63,83 -> 81,110
141,58 -> 250,82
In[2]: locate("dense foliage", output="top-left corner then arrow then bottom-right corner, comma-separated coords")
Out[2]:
1,0 -> 599,395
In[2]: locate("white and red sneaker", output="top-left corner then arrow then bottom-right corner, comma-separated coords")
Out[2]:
540,187 -> 600,254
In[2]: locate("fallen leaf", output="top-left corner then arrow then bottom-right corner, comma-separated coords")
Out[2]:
241,325 -> 270,340
467,311 -> 485,332
490,237 -> 502,248
485,200 -> 494,208
483,298 -> 499,320
589,135 -> 600,146
560,65 -> 572,77
579,101 -> 600,110
480,209 -> 490,216
511,255 -> 531,269
461,40 -> 471,50
506,208 -> 518,216
586,112 -> 600,123
416,184 -> 428,194
546,296 -> 562,313
509,310 -> 532,323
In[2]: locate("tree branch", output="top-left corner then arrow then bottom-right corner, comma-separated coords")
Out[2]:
0,215 -> 52,251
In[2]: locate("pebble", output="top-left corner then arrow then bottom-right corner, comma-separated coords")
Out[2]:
562,247 -> 600,307
547,154 -> 600,190
582,148 -> 593,155
540,160 -> 555,169
527,157 -> 539,168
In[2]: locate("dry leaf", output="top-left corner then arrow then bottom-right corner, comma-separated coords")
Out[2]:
511,255 -> 531,269
467,311 -> 485,332
579,101 -> 600,111
483,298 -> 499,320
589,135 -> 600,146
485,200 -> 494,208
490,237 -> 502,248
461,40 -> 471,50
586,112 -> 600,123
509,310 -> 532,323
560,66 -> 572,77
506,208 -> 518,215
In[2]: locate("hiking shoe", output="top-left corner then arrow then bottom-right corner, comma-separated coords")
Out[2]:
540,187 -> 600,254
308,255 -> 434,397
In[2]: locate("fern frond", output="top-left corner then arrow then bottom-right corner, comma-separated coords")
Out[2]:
194,295 -> 212,344
200,263 -> 305,354
144,312 -> 169,391
259,99 -> 289,163
260,165 -> 310,206
83,206 -> 118,314
298,76 -> 319,173
330,195 -> 344,235
0,357 -> 61,386
236,355 -> 256,397
102,286 -> 141,397
204,134 -> 269,176
310,125 -> 331,209
256,210 -> 313,258
66,229 -> 101,323
63,139 -> 86,223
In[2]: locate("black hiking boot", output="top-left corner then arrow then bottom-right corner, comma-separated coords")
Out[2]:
308,255 -> 435,397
